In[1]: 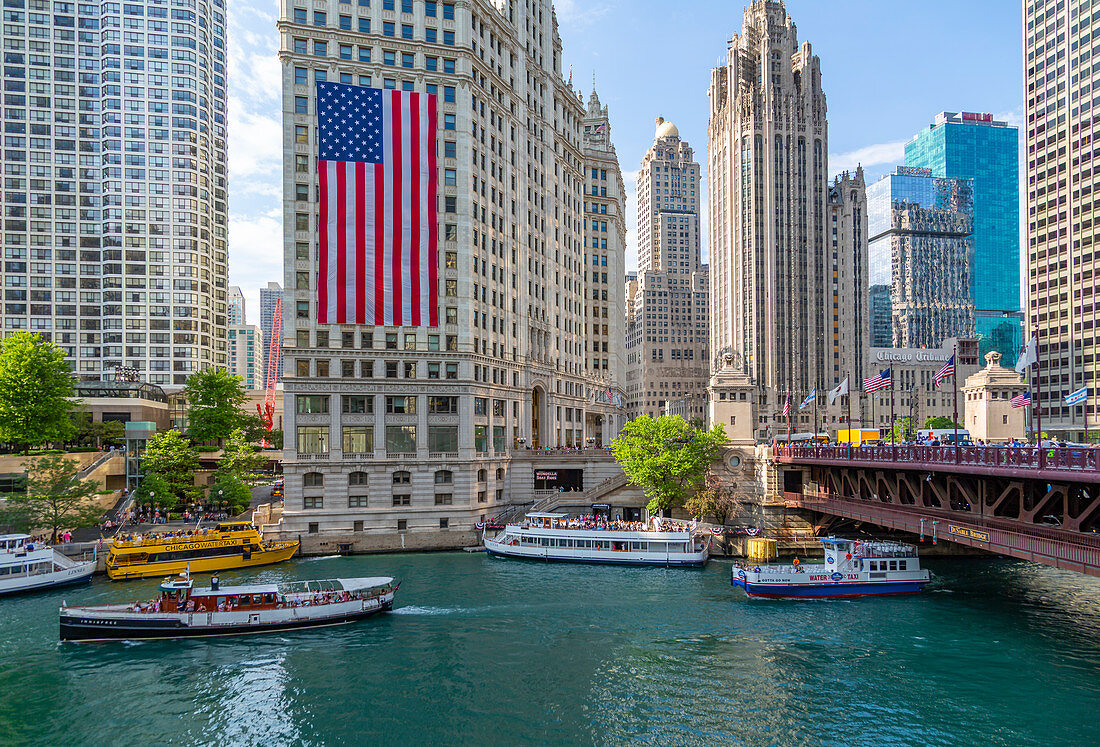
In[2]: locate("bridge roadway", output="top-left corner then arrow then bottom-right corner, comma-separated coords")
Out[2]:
776,444 -> 1100,576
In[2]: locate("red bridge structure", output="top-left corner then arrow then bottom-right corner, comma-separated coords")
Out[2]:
775,444 -> 1100,576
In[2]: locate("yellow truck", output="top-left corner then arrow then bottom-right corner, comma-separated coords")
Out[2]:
837,429 -> 881,446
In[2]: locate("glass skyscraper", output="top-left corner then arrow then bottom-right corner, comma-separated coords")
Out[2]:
0,0 -> 229,385
905,111 -> 1020,363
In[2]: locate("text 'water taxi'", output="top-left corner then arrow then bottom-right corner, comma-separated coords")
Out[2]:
106,521 -> 299,580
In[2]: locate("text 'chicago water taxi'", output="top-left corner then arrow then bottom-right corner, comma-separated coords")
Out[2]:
106,521 -> 299,580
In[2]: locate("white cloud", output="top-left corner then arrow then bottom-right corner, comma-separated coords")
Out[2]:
555,0 -> 614,28
829,141 -> 905,175
229,107 -> 282,182
229,212 -> 283,323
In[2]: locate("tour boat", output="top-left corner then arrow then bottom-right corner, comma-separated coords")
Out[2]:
105,521 -> 300,580
60,572 -> 398,641
731,537 -> 931,599
484,512 -> 709,567
0,534 -> 96,596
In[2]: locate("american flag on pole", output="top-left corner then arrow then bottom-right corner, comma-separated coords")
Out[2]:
316,82 -> 438,326
933,354 -> 955,389
1010,391 -> 1031,408
782,396 -> 791,417
863,368 -> 892,393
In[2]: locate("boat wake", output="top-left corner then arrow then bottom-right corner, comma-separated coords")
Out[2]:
300,555 -> 342,561
392,605 -> 468,616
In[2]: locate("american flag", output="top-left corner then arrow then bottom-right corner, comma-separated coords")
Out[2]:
1010,391 -> 1032,408
782,397 -> 791,417
317,82 -> 438,326
863,368 -> 892,393
933,354 -> 955,389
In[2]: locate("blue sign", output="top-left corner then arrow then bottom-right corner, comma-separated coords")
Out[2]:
1065,387 -> 1089,406
826,556 -> 834,564
830,572 -> 844,581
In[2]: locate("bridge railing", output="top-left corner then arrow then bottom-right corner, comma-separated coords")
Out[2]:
776,444 -> 1100,472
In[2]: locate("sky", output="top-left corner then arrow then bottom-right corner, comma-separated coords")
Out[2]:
225,0 -> 1024,321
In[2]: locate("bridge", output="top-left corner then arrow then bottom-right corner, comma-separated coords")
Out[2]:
775,444 -> 1100,577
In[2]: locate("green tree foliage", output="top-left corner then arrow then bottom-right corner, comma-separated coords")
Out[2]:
70,410 -> 125,450
923,416 -> 963,430
611,415 -> 729,514
890,417 -> 912,443
1,454 -> 102,542
184,368 -> 250,445
140,429 -> 199,508
0,332 -> 76,453
209,473 -> 252,515
683,471 -> 742,525
218,428 -> 266,483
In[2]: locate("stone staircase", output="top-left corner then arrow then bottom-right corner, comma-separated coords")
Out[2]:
528,472 -> 633,514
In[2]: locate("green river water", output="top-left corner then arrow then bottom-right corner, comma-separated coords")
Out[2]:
1,552 -> 1099,745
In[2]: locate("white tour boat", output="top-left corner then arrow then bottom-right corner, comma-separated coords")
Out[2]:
0,534 -> 96,596
484,512 -> 709,567
732,537 -> 931,599
60,572 -> 399,641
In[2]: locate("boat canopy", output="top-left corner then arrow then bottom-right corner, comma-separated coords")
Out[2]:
526,512 -> 568,519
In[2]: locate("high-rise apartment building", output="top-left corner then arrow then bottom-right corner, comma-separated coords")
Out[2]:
1024,0 -> 1096,435
0,0 -> 229,385
581,90 -> 627,441
905,111 -> 1021,363
228,286 -> 245,325
624,118 -> 709,421
277,0 -> 623,537
259,282 -> 283,383
867,167 -> 975,349
707,1 -> 829,433
227,324 -> 264,390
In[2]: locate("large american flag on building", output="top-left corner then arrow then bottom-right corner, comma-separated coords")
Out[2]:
316,82 -> 438,326
933,354 -> 955,389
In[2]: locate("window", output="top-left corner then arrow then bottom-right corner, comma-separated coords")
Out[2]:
401,25 -> 413,40
425,56 -> 438,72
404,333 -> 417,350
294,67 -> 307,85
349,496 -> 367,508
308,523 -> 319,534
358,18 -> 370,32
397,518 -> 408,529
296,301 -> 310,319
442,2 -> 454,19
297,426 -> 329,454
445,307 -> 457,324
392,471 -> 411,485
428,396 -> 458,414
428,426 -> 458,452
339,44 -> 352,60
342,395 -> 373,413
383,50 -> 395,66
313,41 -> 327,57
297,395 -> 329,414
393,497 -> 410,508
296,359 -> 310,377
445,279 -> 458,296
317,360 -> 329,377
474,425 -> 487,452
439,518 -> 449,529
428,334 -> 441,351
443,57 -> 455,73
385,361 -> 398,378
445,363 -> 458,380
425,0 -> 436,15
294,126 -> 308,143
444,168 -> 457,186
383,21 -> 394,37
295,154 -> 309,173
343,426 -> 373,454
313,11 -> 327,25
304,496 -> 323,509
478,491 -> 487,503
493,426 -> 505,453
444,141 -> 456,158
427,362 -> 440,379
443,114 -> 456,131
496,468 -> 504,480
339,14 -> 351,29
443,86 -> 455,103
304,472 -> 324,487
358,46 -> 370,62
493,399 -> 505,417
385,332 -> 398,349
385,425 -> 417,453
386,395 -> 416,414
293,8 -> 307,23
474,397 -> 487,415
446,335 -> 458,351
404,361 -> 417,378
477,469 -> 486,482
349,471 -> 369,486
434,493 -> 452,505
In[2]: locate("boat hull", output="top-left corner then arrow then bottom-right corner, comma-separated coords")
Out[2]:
0,562 -> 96,596
106,542 -> 299,580
60,597 -> 394,642
485,544 -> 707,567
731,575 -> 928,599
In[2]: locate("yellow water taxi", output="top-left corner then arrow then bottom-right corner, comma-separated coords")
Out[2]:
105,521 -> 300,580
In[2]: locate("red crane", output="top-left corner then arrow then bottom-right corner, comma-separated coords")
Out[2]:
257,297 -> 281,437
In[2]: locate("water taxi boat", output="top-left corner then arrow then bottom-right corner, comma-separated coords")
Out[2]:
105,521 -> 299,580
731,537 -> 931,599
0,534 -> 96,596
60,573 -> 398,641
484,512 -> 709,567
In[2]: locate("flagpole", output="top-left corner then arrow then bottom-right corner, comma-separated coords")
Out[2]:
813,383 -> 819,448
786,389 -> 792,444
890,369 -> 896,448
846,379 -> 852,456
1034,330 -> 1044,467
952,344 -> 960,464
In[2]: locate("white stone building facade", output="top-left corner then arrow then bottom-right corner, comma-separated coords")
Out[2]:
275,0 -> 625,540
624,118 -> 709,421
0,0 -> 229,384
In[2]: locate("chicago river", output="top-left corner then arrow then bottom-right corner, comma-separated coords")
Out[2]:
1,553 -> 1099,745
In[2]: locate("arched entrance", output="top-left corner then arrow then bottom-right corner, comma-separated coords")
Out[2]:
531,386 -> 543,449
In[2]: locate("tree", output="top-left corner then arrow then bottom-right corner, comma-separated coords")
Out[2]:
140,429 -> 199,508
0,332 -> 76,454
610,415 -> 729,514
890,417 -> 912,443
2,454 -> 102,542
218,428 -> 266,484
208,472 -> 252,515
924,416 -> 963,430
683,471 -> 742,525
184,368 -> 250,445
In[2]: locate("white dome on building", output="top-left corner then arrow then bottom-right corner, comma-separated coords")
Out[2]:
654,117 -> 679,140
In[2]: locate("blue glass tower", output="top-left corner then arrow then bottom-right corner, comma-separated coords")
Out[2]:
904,112 -> 1021,363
